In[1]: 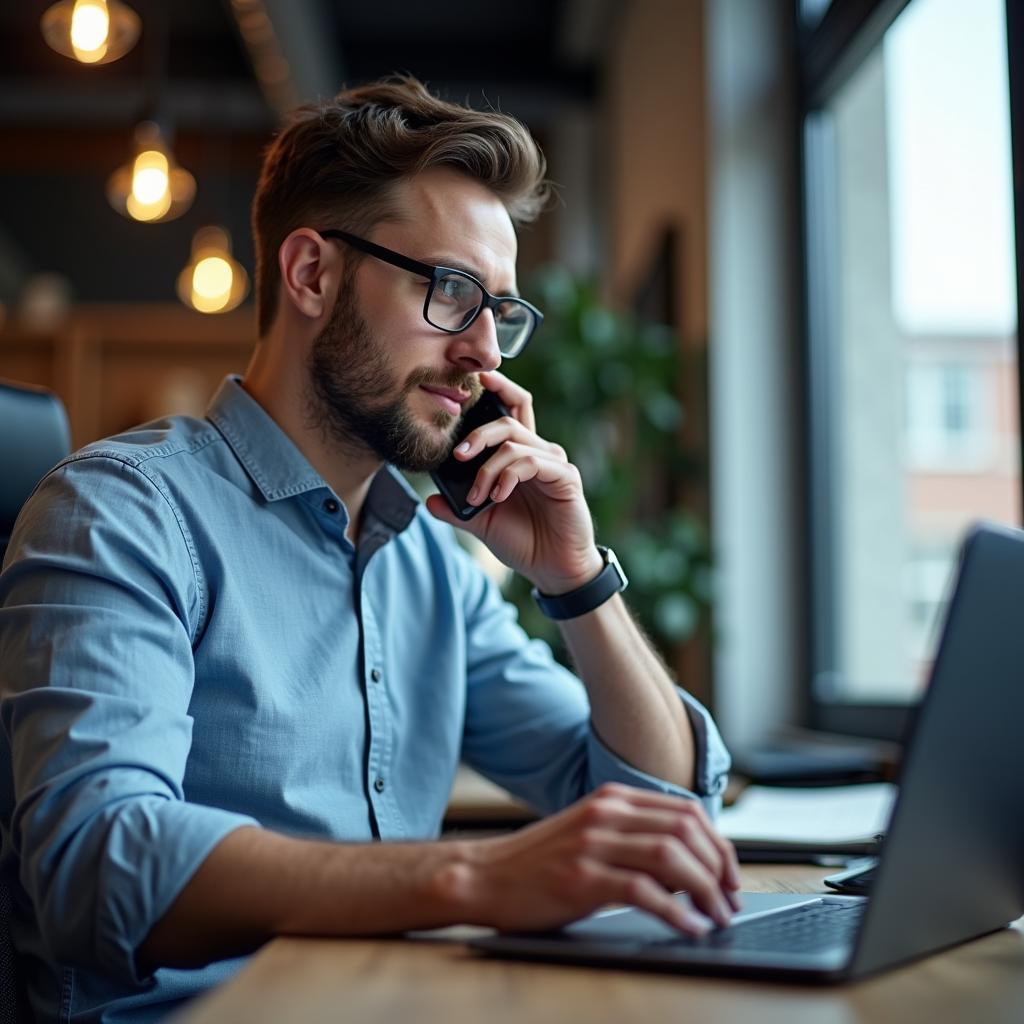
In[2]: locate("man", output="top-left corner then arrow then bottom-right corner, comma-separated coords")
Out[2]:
0,77 -> 738,1021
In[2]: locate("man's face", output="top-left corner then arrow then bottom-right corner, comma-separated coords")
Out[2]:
305,167 -> 519,472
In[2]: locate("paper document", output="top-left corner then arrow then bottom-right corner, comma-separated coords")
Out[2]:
718,782 -> 898,853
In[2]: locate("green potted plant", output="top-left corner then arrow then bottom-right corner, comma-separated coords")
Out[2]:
501,265 -> 713,664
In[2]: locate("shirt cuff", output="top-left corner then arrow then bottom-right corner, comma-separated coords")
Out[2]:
110,803 -> 261,986
585,687 -> 731,819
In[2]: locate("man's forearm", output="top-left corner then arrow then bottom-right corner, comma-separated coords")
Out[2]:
558,593 -> 697,791
137,826 -> 475,972
139,785 -> 744,973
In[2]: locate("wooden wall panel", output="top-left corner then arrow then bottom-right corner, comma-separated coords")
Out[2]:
0,304 -> 256,449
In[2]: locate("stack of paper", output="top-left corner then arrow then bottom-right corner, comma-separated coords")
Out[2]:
718,782 -> 898,854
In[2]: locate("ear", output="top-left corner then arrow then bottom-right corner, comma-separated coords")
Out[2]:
278,228 -> 343,322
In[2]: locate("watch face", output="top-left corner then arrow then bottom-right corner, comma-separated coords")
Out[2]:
604,547 -> 628,590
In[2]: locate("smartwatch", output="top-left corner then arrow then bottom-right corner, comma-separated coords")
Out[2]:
531,546 -> 628,621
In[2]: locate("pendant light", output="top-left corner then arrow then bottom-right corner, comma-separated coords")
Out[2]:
41,0 -> 140,65
106,121 -> 196,223
177,226 -> 249,314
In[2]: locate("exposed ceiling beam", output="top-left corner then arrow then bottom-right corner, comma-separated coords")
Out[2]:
230,0 -> 346,117
0,80 -> 273,132
263,0 -> 346,102
0,126 -> 268,171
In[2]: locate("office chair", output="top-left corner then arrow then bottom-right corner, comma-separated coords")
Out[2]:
0,877 -> 29,1024
1,379 -> 72,1022
0,380 -> 71,562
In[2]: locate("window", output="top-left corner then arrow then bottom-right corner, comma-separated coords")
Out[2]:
905,362 -> 994,470
802,0 -> 1021,734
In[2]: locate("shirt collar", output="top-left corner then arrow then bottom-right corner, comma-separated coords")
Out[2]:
364,465 -> 419,534
205,376 -> 419,532
206,376 -> 325,502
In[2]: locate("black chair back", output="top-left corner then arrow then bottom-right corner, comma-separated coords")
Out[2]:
1,379 -> 70,1021
0,380 -> 71,562
0,874 -> 30,1022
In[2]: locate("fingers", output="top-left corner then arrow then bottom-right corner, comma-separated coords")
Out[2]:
475,785 -> 741,938
455,415 -> 566,466
479,370 -> 536,433
588,784 -> 743,896
579,785 -> 742,909
578,861 -> 715,937
578,831 -> 733,928
451,378 -> 570,509
464,444 -> 579,507
593,809 -> 728,891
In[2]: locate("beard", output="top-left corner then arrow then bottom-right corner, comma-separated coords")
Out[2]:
305,272 -> 483,472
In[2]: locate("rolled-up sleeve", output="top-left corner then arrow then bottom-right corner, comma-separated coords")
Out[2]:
0,454 -> 258,985
452,542 -> 730,819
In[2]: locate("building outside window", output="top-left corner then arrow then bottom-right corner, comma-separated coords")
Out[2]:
804,0 -> 1019,717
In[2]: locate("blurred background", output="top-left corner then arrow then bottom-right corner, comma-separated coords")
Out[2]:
1,0 -> 1021,771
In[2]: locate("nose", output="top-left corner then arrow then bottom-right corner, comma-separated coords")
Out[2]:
444,308 -> 502,373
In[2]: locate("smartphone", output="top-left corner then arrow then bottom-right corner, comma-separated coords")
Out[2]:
822,857 -> 878,895
430,390 -> 511,521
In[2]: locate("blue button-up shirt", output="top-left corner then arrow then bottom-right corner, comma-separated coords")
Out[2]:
0,376 -> 729,1022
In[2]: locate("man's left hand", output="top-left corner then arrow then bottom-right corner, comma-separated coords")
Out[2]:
424,370 -> 602,594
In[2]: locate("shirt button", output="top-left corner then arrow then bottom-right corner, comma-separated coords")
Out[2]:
373,777 -> 386,793
370,668 -> 382,683
323,498 -> 340,514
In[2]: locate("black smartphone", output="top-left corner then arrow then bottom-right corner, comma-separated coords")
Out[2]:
822,857 -> 878,895
430,390 -> 511,521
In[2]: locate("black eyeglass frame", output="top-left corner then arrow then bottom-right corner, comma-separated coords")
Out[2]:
318,229 -> 543,357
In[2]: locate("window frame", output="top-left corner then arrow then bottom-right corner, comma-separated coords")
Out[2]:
797,0 -> 1024,741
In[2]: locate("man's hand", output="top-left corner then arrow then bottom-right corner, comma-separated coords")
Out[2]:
138,784 -> 740,971
441,783 -> 743,936
425,370 -> 602,594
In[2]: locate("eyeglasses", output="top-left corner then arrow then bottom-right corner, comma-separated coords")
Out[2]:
319,229 -> 542,358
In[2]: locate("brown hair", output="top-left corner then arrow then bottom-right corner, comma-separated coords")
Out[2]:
251,75 -> 551,336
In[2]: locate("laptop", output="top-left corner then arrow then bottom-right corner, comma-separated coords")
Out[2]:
471,521 -> 1024,981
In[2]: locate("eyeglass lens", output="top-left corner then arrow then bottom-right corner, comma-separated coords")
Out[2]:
427,272 -> 533,356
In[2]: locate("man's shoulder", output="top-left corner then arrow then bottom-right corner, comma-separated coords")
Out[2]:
66,414 -> 222,475
6,416 -> 222,582
28,415 -> 229,528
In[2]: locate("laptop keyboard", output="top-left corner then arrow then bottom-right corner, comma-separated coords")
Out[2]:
651,900 -> 866,954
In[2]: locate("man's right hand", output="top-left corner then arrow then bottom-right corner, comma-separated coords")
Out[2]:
139,783 -> 741,971
439,782 -> 743,935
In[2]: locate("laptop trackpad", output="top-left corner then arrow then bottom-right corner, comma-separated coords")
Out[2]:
563,892 -> 822,943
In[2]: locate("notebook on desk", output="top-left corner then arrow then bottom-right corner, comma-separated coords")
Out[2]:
718,782 -> 896,857
472,521 -> 1024,982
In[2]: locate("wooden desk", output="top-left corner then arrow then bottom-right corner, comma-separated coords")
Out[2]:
174,865 -> 1024,1024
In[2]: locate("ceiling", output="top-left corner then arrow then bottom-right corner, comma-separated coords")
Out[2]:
0,0 -> 611,312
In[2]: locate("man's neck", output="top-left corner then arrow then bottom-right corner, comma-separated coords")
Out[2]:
241,345 -> 380,545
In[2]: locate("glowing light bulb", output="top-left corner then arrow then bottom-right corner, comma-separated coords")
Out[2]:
125,189 -> 171,222
131,149 -> 169,205
122,147 -> 172,221
41,0 -> 139,66
107,123 -> 194,223
178,227 -> 249,314
70,0 -> 109,61
192,257 -> 234,312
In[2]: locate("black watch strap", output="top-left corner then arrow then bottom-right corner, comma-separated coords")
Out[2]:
531,546 -> 628,621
